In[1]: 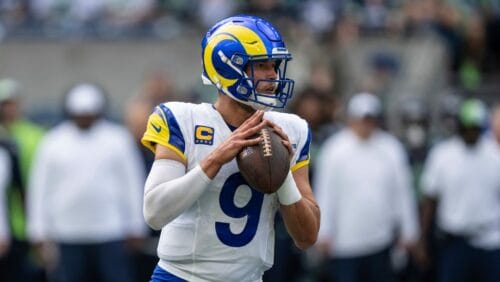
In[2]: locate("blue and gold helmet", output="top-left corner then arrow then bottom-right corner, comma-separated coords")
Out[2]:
201,15 -> 295,110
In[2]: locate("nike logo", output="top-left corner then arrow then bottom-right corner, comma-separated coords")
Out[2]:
151,123 -> 161,133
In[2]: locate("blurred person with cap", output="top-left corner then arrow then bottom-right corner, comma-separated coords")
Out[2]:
314,92 -> 419,282
418,98 -> 500,282
400,96 -> 430,167
0,79 -> 44,184
397,96 -> 433,281
27,83 -> 147,282
434,92 -> 463,142
125,69 -> 176,173
0,78 -> 44,282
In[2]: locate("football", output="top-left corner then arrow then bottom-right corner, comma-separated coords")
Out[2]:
237,126 -> 290,194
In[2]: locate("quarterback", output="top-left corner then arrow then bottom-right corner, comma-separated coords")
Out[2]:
142,15 -> 320,282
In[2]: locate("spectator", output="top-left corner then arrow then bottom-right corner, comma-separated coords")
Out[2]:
102,0 -> 155,30
315,92 -> 419,282
400,96 -> 430,169
418,98 -> 500,282
197,0 -> 239,28
300,0 -> 337,39
125,68 -> 176,172
27,83 -> 146,282
434,92 -> 463,143
289,88 -> 338,180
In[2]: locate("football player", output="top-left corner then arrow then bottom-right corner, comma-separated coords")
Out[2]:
142,15 -> 320,281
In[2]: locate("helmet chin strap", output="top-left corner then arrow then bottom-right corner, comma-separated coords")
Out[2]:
220,86 -> 274,111
250,101 -> 273,111
253,95 -> 277,110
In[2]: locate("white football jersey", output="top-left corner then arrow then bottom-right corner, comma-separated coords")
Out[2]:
142,102 -> 311,282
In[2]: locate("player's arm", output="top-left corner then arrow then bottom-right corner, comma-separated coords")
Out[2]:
143,143 -> 211,230
143,110 -> 268,230
269,122 -> 320,250
141,105 -> 203,230
279,165 -> 320,250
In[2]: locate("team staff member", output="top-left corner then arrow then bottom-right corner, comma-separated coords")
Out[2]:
419,98 -> 500,282
314,93 -> 418,282
142,15 -> 320,282
27,84 -> 146,282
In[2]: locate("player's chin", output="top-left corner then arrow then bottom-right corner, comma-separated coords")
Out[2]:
256,88 -> 277,96
256,83 -> 278,95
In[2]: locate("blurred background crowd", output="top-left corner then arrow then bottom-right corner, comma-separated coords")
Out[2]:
0,0 -> 499,282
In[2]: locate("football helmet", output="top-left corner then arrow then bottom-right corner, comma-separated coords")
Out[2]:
201,15 -> 294,110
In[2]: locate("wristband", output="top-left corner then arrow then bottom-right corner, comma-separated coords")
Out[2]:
276,171 -> 302,205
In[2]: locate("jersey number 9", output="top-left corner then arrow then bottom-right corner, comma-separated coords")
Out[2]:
215,173 -> 264,247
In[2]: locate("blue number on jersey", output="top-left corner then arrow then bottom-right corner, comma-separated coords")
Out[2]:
215,173 -> 264,247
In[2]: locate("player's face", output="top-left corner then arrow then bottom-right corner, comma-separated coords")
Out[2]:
245,60 -> 278,95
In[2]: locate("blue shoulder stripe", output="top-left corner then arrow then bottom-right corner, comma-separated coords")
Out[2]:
159,104 -> 185,153
297,127 -> 311,162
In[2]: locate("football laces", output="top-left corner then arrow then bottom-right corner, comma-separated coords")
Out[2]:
260,128 -> 272,157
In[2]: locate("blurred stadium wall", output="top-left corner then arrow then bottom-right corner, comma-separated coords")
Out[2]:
0,35 -> 446,128
0,37 -> 202,123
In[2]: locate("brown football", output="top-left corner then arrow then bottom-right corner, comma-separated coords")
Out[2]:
237,126 -> 290,194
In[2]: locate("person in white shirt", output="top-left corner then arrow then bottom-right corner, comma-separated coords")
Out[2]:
315,93 -> 419,282
419,98 -> 500,282
27,84 -> 146,282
